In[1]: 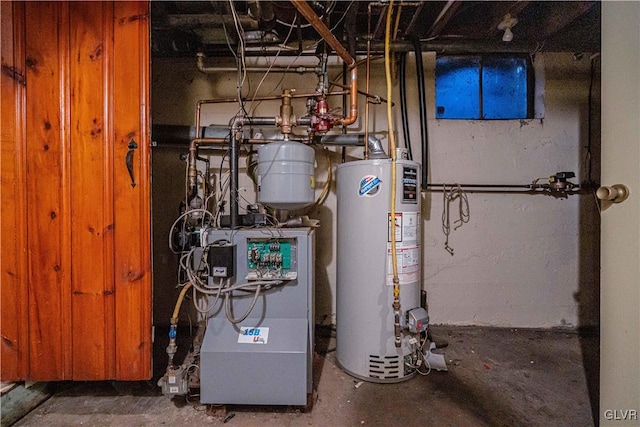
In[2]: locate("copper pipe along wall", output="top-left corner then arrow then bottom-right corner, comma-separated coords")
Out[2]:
291,0 -> 358,127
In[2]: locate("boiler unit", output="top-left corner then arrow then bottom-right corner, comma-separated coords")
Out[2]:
199,228 -> 315,406
336,157 -> 425,382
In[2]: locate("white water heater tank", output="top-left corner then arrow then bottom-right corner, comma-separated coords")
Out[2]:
336,158 -> 422,383
257,141 -> 315,210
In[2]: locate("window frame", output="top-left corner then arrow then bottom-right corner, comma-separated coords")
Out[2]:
435,54 -> 535,120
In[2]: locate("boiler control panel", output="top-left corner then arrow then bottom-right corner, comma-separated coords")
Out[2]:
246,238 -> 297,280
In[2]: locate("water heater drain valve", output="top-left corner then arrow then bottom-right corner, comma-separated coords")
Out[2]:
406,307 -> 429,334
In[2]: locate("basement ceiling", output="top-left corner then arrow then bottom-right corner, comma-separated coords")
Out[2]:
151,1 -> 601,58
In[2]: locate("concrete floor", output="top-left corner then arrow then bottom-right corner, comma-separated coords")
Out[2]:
14,326 -> 597,426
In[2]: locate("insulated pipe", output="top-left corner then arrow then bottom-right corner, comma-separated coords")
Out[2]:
412,36 -> 429,190
398,52 -> 413,160
230,130 -> 240,229
248,0 -> 276,30
291,0 -> 358,127
152,125 -> 230,145
196,52 -> 319,74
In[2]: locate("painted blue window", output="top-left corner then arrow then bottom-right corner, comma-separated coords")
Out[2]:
435,55 -> 532,120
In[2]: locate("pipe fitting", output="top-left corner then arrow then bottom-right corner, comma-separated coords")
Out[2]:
279,89 -> 294,137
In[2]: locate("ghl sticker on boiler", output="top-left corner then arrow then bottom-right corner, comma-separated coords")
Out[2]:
358,175 -> 382,197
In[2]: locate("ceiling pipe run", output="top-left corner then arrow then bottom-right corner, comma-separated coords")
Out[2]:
196,52 -> 319,74
291,0 -> 359,127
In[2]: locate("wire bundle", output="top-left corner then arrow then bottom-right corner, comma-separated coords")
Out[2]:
442,184 -> 470,255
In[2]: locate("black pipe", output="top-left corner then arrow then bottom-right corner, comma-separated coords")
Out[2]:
359,40 -> 546,54
427,184 -> 532,188
152,124 -> 231,145
341,61 -> 348,162
230,131 -> 240,229
412,36 -> 429,190
398,52 -> 413,160
424,183 -> 586,194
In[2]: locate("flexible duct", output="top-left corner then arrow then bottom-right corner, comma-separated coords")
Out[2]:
411,36 -> 429,190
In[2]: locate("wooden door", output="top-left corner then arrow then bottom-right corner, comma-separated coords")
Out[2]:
0,1 -> 151,381
600,2 -> 640,424
1,0 -> 29,382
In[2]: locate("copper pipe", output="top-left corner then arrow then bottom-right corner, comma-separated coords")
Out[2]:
339,68 -> 358,126
291,0 -> 355,67
329,80 -> 390,105
291,0 -> 358,127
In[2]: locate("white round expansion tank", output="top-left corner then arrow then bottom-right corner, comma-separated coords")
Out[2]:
257,141 -> 315,210
336,158 -> 421,383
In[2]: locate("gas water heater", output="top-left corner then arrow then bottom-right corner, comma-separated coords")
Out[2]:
336,157 -> 424,382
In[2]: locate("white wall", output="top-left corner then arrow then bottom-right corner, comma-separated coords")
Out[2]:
152,52 -> 599,328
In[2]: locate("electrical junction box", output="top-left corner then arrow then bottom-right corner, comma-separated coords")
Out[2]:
208,243 -> 236,278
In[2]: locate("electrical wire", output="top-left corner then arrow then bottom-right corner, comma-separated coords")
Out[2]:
225,285 -> 261,324
300,149 -> 333,214
417,344 -> 433,376
168,209 -> 215,254
274,1 -> 337,28
442,184 -> 470,256
181,243 -> 283,322
248,12 -> 297,117
228,0 -> 248,116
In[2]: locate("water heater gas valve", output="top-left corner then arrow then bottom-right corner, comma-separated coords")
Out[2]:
406,307 -> 429,334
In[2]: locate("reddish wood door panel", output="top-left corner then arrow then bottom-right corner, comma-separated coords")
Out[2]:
112,1 -> 152,380
1,1 -> 151,381
69,1 -> 116,380
24,1 -> 73,381
1,1 -> 29,381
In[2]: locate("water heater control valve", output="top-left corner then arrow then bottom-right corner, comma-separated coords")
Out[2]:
406,307 -> 429,334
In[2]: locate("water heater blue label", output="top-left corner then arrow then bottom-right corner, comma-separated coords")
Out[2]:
359,175 -> 381,196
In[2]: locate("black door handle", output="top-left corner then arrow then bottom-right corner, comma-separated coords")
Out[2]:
126,139 -> 138,188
